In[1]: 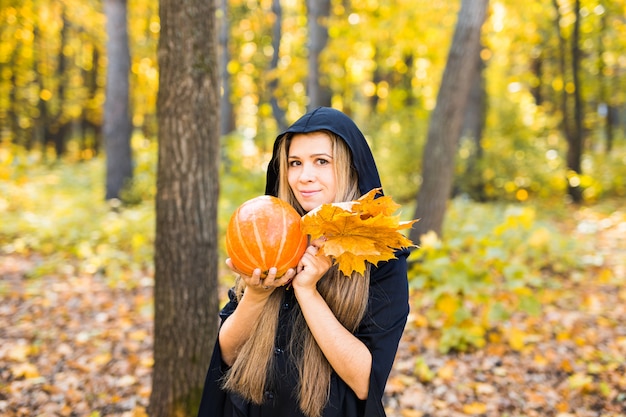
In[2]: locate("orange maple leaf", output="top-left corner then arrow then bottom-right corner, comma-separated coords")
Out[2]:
301,188 -> 418,276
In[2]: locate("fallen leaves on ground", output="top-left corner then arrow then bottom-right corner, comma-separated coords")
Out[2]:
1,208 -> 625,416
384,208 -> 626,417
0,258 -> 153,416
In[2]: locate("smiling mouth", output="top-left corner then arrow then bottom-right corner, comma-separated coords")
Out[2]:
300,190 -> 319,197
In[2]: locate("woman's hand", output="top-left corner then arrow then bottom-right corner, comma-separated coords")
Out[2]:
291,238 -> 333,292
225,258 -> 296,295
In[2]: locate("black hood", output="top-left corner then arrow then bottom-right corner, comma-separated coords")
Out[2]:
265,107 -> 382,197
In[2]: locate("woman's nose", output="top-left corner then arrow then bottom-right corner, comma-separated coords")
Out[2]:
299,163 -> 315,182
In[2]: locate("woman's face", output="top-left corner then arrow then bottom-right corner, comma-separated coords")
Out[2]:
287,132 -> 337,212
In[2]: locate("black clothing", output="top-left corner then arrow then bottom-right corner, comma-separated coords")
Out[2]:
198,107 -> 410,417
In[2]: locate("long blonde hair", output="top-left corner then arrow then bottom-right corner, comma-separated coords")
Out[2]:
222,131 -> 371,417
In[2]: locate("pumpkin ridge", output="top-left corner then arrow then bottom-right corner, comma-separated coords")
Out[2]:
233,205 -> 262,273
250,206 -> 268,270
269,204 -> 288,269
280,226 -> 307,272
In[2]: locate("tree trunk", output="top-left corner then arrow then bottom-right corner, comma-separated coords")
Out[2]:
103,0 -> 133,200
456,50 -> 487,201
402,52 -> 415,107
31,25 -> 46,153
368,47 -> 384,112
605,105 -> 616,153
551,0 -> 572,141
410,0 -> 489,244
530,51 -> 543,105
219,0 -> 236,136
551,0 -> 584,203
47,7 -> 70,158
306,0 -> 332,110
269,0 -> 287,132
597,5 -> 614,154
567,0 -> 584,202
149,0 -> 220,415
81,46 -> 102,156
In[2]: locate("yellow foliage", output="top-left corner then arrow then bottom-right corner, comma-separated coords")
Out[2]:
507,327 -> 526,351
412,312 -> 428,328
11,362 -> 40,379
597,268 -> 614,283
132,407 -> 149,417
494,206 -> 536,236
560,359 -> 574,373
435,294 -> 459,317
528,227 -> 551,248
413,357 -> 435,383
92,353 -> 112,366
568,372 -> 595,393
462,402 -> 488,415
399,410 -> 423,417
437,361 -> 456,381
7,343 -> 31,362
533,353 -> 549,367
465,324 -> 487,348
418,230 -> 440,249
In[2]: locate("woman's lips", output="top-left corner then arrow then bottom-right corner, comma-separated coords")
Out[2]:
299,190 -> 319,198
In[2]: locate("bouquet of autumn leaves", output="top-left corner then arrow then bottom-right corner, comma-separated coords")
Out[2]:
302,188 -> 417,276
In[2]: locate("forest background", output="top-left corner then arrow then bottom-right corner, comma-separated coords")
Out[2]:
1,0 -> 626,416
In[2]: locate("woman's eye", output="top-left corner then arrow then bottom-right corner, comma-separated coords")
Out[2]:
288,160 -> 301,167
316,158 -> 329,165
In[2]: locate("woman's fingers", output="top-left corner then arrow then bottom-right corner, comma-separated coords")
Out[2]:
225,258 -> 297,291
310,237 -> 326,250
306,245 -> 319,255
225,258 -> 235,271
261,267 -> 298,289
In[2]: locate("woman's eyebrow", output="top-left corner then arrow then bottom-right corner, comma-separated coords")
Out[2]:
288,152 -> 333,159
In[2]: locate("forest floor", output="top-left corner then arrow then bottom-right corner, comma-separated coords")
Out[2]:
1,205 -> 625,417
384,207 -> 626,417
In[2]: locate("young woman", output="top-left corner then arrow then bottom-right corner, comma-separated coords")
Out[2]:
198,107 -> 409,417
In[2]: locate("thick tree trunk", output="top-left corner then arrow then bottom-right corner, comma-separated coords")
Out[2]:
410,0 -> 488,244
149,0 -> 220,415
306,0 -> 332,110
103,0 -> 133,200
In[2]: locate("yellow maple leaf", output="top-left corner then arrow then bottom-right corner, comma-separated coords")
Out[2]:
302,188 -> 418,276
463,402 -> 488,415
354,188 -> 401,217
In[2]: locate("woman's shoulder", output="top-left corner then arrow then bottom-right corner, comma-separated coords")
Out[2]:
370,248 -> 409,278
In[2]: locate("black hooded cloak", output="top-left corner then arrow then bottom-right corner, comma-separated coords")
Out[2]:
198,107 -> 409,417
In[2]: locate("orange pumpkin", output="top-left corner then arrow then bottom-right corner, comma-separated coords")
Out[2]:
225,195 -> 308,278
